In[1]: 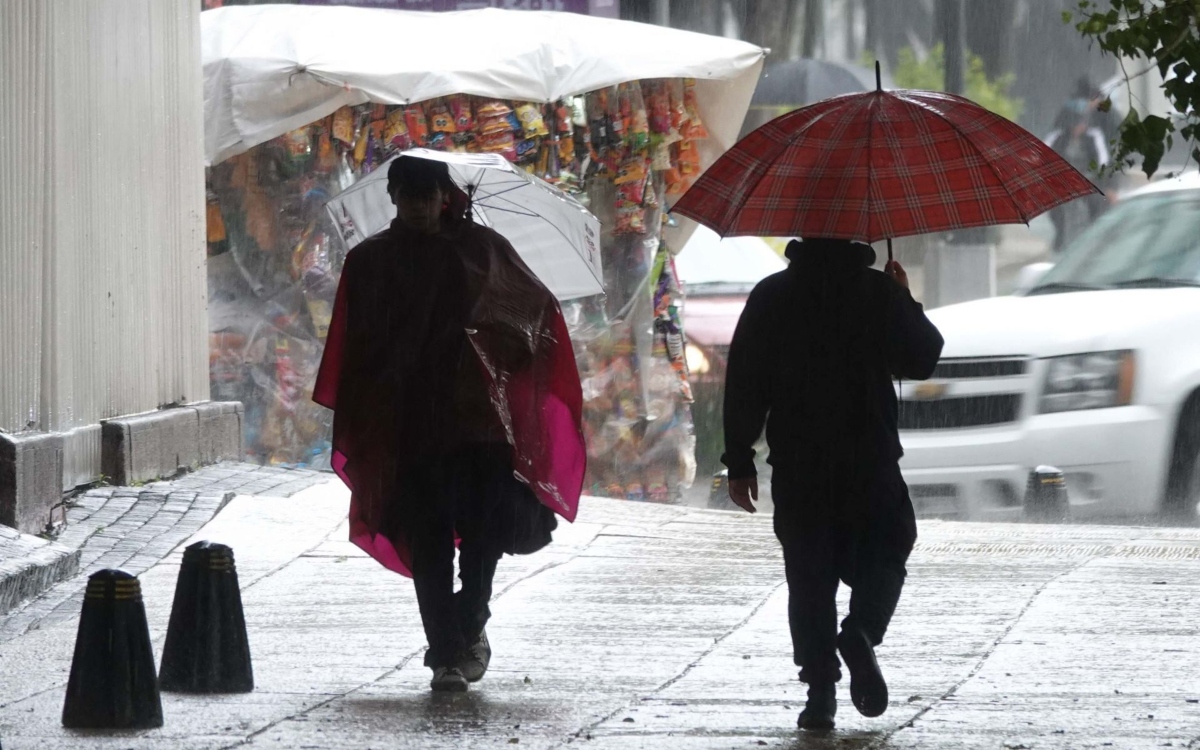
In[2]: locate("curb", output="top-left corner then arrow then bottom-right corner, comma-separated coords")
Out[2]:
0,526 -> 81,615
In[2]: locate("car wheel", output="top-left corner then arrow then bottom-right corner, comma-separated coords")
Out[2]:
1177,446 -> 1200,525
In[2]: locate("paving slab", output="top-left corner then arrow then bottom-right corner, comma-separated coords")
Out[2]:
1,484 -> 1199,750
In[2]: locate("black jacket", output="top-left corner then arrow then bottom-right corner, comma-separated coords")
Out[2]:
721,240 -> 944,488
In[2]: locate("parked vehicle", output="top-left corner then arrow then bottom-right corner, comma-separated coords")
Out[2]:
676,226 -> 786,477
899,172 -> 1200,521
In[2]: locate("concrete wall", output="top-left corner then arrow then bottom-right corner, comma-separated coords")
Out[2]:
0,1 -> 220,531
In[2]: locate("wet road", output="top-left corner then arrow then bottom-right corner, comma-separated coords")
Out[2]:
1,481 -> 1198,749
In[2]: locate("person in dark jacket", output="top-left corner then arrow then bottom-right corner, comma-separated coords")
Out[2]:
721,238 -> 943,730
314,156 -> 585,693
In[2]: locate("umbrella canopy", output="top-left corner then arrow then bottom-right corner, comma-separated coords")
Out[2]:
671,87 -> 1101,246
201,4 -> 765,165
325,150 -> 603,301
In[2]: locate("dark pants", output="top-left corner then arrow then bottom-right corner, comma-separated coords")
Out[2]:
400,444 -> 509,669
772,463 -> 917,686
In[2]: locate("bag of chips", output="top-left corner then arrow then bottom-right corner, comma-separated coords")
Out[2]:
384,107 -> 412,151
404,104 -> 429,147
682,79 -> 710,140
516,102 -> 549,138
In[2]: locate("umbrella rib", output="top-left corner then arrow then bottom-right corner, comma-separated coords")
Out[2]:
718,106 -> 843,235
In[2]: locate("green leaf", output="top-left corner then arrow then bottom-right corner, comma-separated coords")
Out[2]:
1062,11 -> 1074,23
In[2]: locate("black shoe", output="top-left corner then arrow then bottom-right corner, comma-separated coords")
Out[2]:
797,683 -> 837,730
430,666 -> 469,692
458,629 -> 491,683
838,627 -> 888,717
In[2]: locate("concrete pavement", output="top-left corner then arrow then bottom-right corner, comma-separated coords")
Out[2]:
2,477 -> 1199,749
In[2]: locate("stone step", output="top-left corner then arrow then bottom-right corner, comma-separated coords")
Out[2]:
0,524 -> 80,615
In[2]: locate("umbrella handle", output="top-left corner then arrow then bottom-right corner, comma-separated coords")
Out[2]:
876,61 -> 882,92
886,237 -> 893,263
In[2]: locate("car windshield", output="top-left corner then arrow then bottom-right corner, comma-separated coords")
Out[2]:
1028,190 -> 1200,293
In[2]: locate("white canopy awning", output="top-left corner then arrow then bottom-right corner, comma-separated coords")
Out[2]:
201,5 -> 766,167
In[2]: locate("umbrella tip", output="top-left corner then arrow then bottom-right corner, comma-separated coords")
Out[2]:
875,61 -> 882,92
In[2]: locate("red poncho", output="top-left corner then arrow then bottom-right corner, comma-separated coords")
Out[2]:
312,209 -> 585,577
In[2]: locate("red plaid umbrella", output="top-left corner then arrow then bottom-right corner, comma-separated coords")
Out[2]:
671,71 -> 1100,254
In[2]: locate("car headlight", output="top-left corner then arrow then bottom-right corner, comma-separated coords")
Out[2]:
1039,350 -> 1135,414
685,343 -> 710,375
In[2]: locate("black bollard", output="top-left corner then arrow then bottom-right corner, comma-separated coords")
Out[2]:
159,541 -> 253,693
1024,466 -> 1070,522
707,470 -> 731,510
62,570 -> 163,729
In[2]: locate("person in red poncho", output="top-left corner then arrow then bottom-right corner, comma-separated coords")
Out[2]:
313,156 -> 586,693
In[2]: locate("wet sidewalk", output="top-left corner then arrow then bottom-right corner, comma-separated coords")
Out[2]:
1,478 -> 1198,749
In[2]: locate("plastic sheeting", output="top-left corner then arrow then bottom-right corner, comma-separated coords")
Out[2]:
202,7 -> 763,496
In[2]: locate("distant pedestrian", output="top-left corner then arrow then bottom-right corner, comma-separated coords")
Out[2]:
313,156 -> 584,693
1045,79 -> 1113,252
721,239 -> 943,730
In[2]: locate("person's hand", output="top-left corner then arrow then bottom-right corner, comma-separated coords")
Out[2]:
886,260 -> 909,289
728,477 -> 759,514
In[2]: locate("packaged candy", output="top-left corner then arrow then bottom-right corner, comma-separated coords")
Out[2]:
557,132 -> 576,165
314,128 -> 337,173
476,100 -> 512,119
643,80 -> 672,134
667,79 -> 686,134
613,157 -> 647,187
479,129 -> 517,161
555,100 -> 574,134
449,95 -> 475,132
429,100 -> 456,134
352,119 -> 369,169
682,79 -> 710,139
515,102 -> 549,138
283,126 -> 313,168
332,106 -> 355,145
675,139 -> 701,176
385,107 -> 412,151
404,104 -> 429,146
650,140 -> 672,171
622,83 -> 650,152
515,137 -> 540,162
664,166 -> 687,196
615,204 -> 647,235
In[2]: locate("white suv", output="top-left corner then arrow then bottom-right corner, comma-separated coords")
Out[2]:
899,172 -> 1200,521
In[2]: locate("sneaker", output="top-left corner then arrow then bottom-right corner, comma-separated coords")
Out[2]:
458,629 -> 492,683
797,683 -> 837,730
837,627 -> 888,717
430,666 -> 469,692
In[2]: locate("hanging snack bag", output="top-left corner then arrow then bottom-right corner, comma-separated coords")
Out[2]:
676,138 -> 701,176
605,85 -> 627,146
682,78 -> 710,139
623,83 -> 650,152
429,99 -> 457,135
314,127 -> 338,173
384,106 -> 412,151
515,102 -> 549,138
449,95 -> 475,132
332,106 -> 355,146
615,203 -> 647,235
404,104 -> 429,147
643,80 -> 672,135
555,100 -> 574,134
283,126 -> 313,171
667,79 -> 687,134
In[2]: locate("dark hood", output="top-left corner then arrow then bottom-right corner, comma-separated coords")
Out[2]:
785,238 -> 876,270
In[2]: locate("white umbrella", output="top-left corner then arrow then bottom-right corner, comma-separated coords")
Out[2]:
324,149 -> 603,301
673,224 -> 786,288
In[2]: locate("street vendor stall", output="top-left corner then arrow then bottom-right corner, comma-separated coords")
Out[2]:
200,4 -> 764,500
